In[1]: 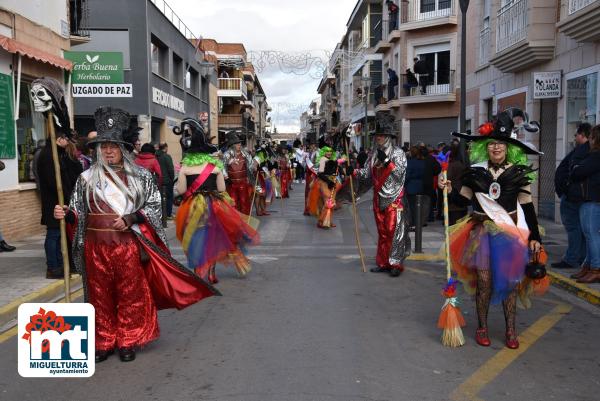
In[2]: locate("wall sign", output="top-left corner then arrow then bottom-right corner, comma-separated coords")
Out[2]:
72,84 -> 133,97
533,71 -> 561,99
64,51 -> 124,84
152,87 -> 185,113
0,73 -> 16,158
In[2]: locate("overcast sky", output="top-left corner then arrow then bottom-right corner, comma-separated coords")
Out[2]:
166,0 -> 358,132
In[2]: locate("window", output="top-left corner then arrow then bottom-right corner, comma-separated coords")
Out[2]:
186,66 -> 199,95
566,72 -> 598,152
416,49 -> 450,86
172,53 -> 183,87
150,36 -> 168,78
420,0 -> 451,14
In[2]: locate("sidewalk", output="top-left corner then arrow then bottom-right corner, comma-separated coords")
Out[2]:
0,222 -> 179,333
355,193 -> 600,306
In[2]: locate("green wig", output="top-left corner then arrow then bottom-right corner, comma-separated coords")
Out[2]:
316,146 -> 334,166
469,139 -> 536,180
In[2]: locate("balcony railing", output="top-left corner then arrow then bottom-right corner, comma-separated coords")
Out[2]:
496,0 -> 528,53
149,0 -> 198,41
399,70 -> 455,97
569,0 -> 596,14
401,0 -> 456,24
217,78 -> 247,98
479,27 -> 491,66
69,0 -> 90,38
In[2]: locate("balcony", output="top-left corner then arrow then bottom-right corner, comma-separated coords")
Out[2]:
69,0 -> 90,45
557,0 -> 600,43
400,0 -> 457,31
478,27 -> 491,67
396,70 -> 456,104
217,78 -> 248,99
373,19 -> 392,54
489,0 -> 555,73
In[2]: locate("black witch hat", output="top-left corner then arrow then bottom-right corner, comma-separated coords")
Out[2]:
226,131 -> 242,147
370,112 -> 397,137
88,106 -> 135,151
452,109 -> 542,155
173,118 -> 218,154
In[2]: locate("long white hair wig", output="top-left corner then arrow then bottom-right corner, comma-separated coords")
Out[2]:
85,143 -> 146,213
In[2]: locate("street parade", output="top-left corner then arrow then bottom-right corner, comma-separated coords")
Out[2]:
0,1 -> 599,400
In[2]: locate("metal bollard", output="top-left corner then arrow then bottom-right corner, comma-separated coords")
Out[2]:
414,194 -> 423,253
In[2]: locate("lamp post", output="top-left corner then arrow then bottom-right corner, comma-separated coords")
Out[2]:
255,93 -> 265,140
459,0 -> 470,160
362,75 -> 372,149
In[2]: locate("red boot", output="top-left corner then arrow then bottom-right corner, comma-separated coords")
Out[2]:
208,265 -> 219,284
505,329 -> 519,349
475,327 -> 491,347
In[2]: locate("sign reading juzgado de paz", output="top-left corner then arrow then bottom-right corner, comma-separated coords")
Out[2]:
533,71 -> 561,99
65,51 -> 132,97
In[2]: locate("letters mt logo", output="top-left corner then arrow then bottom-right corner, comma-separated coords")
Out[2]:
18,303 -> 95,377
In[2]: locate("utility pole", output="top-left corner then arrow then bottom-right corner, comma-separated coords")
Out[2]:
459,0 -> 470,158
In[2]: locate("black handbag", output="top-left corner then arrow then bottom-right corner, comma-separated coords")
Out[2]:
525,247 -> 547,280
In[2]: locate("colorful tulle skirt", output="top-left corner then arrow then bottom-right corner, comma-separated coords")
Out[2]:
449,217 -> 530,304
176,192 -> 260,279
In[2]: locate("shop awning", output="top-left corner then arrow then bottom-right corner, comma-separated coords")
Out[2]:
0,34 -> 73,71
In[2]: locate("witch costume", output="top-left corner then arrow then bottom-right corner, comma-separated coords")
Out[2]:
67,107 -> 219,363
307,160 -> 342,228
448,109 -> 548,349
351,114 -> 411,277
173,118 -> 259,284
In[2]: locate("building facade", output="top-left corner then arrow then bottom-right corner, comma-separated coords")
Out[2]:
0,0 -> 81,240
200,40 -> 269,150
69,0 -> 213,163
465,0 -> 600,221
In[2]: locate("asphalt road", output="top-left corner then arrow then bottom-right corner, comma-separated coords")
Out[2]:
1,185 -> 599,401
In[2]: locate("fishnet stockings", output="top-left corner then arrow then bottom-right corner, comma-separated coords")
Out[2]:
475,269 -> 517,333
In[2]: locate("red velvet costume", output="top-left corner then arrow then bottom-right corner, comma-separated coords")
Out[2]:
279,156 -> 291,198
226,151 -> 252,215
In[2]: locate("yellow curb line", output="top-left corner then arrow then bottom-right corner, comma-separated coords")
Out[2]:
0,276 -> 82,326
407,252 -> 445,262
547,271 -> 600,306
0,288 -> 84,344
450,303 -> 573,401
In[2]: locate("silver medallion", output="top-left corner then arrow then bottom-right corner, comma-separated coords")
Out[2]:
489,182 -> 501,200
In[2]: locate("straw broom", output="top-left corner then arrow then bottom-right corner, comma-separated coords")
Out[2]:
437,168 -> 466,347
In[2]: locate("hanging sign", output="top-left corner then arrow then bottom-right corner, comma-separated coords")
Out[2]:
533,71 -> 561,99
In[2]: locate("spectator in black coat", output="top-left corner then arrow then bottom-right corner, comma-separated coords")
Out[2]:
405,146 -> 426,229
357,147 -> 368,168
420,146 -> 442,222
552,122 -> 591,270
387,68 -> 399,100
156,143 -> 175,219
37,136 -> 83,279
568,124 -> 600,283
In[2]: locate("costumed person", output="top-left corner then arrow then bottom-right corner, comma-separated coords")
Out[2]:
173,118 -> 260,284
441,109 -> 546,349
308,160 -> 342,228
54,107 -> 219,363
253,144 -> 271,216
303,142 -> 318,215
30,77 -> 83,280
277,145 -> 292,198
348,113 -> 410,277
222,131 -> 256,215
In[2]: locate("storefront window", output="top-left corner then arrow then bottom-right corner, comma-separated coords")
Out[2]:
16,81 -> 46,183
566,72 -> 597,152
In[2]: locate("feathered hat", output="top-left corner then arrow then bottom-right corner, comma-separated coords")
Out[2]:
452,109 -> 542,155
226,131 -> 242,147
370,112 -> 397,137
88,106 -> 135,151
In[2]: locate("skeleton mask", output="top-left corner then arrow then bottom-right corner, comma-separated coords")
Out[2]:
30,84 -> 53,112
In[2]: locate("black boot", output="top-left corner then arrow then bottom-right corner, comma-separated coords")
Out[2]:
119,347 -> 136,362
95,349 -> 114,363
0,240 -> 16,252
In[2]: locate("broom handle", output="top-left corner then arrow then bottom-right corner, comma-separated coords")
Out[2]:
247,166 -> 259,224
442,170 -> 451,281
47,113 -> 71,302
344,138 -> 367,273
